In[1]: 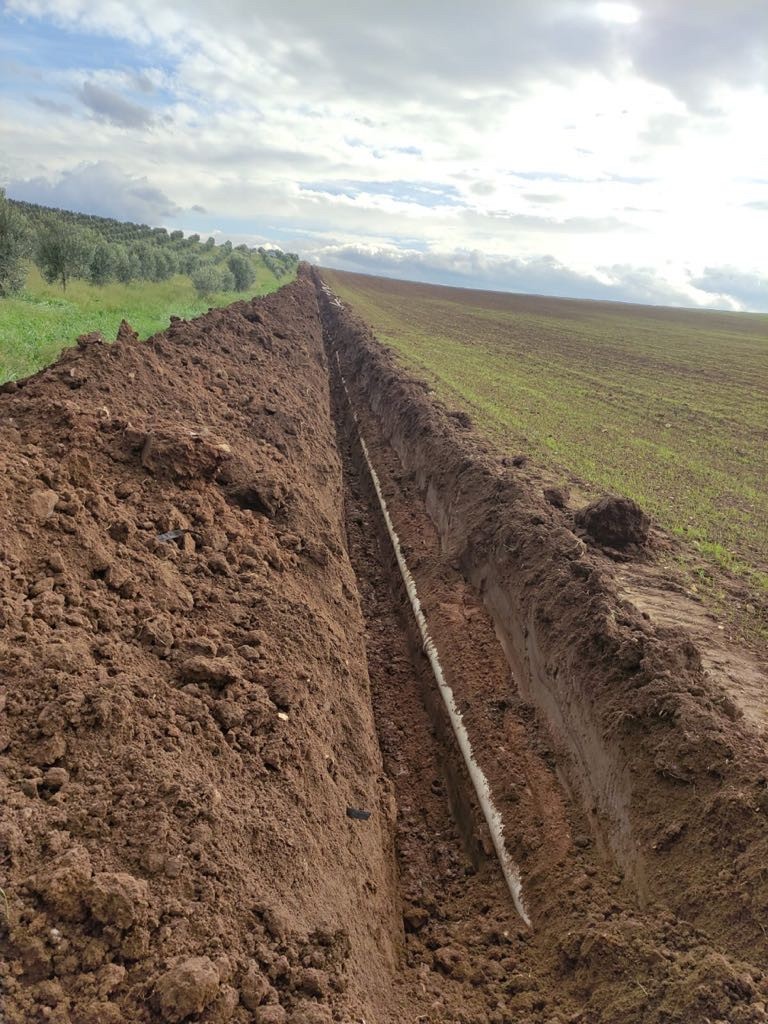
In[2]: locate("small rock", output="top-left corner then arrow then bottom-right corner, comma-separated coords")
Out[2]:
89,872 -> 149,930
96,963 -> 127,997
296,967 -> 329,997
20,777 -> 40,798
213,700 -> 245,731
403,905 -> 430,933
207,554 -> 232,576
47,552 -> 66,574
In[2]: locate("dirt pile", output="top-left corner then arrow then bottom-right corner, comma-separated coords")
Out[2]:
0,270 -> 401,1023
317,269 -> 768,1022
574,494 -> 650,552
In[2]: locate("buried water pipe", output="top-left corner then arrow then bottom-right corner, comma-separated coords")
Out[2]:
332,348 -> 532,929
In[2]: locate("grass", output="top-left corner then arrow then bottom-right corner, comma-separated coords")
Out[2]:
322,269 -> 768,629
0,261 -> 291,383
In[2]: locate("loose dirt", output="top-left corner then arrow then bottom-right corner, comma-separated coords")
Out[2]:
1,265 -> 767,1023
0,274 -> 401,1023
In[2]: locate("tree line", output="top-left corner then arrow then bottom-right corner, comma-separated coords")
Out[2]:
0,190 -> 299,297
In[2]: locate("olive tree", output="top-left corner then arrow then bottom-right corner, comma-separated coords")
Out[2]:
35,218 -> 93,290
0,190 -> 30,296
227,251 -> 256,292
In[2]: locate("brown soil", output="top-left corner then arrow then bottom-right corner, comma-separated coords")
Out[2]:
1,264 -> 767,1023
316,269 -> 768,1022
0,273 -> 401,1023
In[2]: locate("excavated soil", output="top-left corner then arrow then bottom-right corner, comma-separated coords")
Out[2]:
0,274 -> 402,1023
0,264 -> 767,1023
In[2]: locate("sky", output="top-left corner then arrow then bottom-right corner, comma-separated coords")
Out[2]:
1,1 -> 767,311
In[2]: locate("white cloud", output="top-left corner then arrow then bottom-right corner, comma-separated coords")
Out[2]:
2,1 -> 767,309
8,162 -> 182,221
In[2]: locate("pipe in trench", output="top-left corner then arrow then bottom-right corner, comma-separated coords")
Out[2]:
331,345 -> 532,930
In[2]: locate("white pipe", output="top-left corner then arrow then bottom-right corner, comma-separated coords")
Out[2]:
333,350 -> 532,929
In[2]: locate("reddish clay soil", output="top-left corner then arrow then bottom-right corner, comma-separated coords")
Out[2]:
0,273 -> 402,1023
1,264 -> 767,1024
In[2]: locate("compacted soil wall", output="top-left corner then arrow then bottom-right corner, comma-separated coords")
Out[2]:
0,269 -> 401,1023
316,270 -> 768,1008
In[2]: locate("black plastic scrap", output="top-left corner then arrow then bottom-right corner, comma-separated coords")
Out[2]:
346,807 -> 371,821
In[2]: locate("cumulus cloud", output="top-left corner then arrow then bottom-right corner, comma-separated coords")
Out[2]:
8,162 -> 181,221
7,0 -> 767,110
308,241 -> 714,308
691,267 -> 768,312
78,80 -> 153,128
629,0 -> 768,112
2,1 -> 766,309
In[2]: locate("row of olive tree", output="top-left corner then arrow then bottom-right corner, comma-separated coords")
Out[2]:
0,189 -> 30,296
0,190 -> 299,297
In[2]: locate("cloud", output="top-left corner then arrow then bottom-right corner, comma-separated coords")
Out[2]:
309,241 -> 712,308
32,96 -> 72,115
78,80 -> 153,128
629,1 -> 768,112
7,161 -> 181,221
638,113 -> 687,146
691,266 -> 768,312
2,1 -> 766,311
523,193 -> 562,204
8,1 -> 767,112
744,200 -> 768,211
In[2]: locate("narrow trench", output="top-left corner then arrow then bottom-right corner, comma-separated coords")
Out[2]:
327,349 -> 574,1022
316,287 -> 768,1024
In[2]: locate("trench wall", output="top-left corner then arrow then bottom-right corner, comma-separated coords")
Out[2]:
316,270 -> 768,961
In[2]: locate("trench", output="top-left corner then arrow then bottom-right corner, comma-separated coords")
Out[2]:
315,272 -> 768,1023
322,296 -> 602,1021
329,341 -> 542,1020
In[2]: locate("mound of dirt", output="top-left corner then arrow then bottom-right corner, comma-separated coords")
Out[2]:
0,270 -> 400,1023
575,494 -> 650,550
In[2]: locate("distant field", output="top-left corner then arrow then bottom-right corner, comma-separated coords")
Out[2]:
323,268 -> 768,609
0,262 -> 289,383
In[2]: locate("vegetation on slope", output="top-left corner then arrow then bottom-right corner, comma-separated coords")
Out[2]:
0,191 -> 299,381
